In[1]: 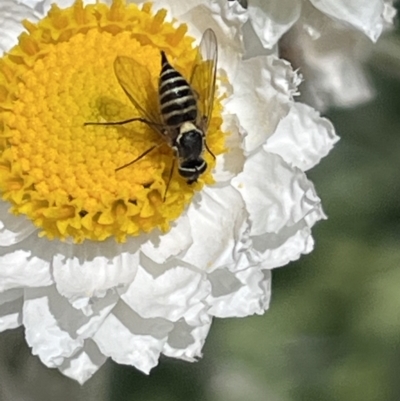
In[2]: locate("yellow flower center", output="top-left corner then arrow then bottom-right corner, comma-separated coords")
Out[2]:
0,0 -> 226,243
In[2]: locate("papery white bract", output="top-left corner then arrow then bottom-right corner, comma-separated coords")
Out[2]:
0,0 -> 338,384
237,0 -> 397,110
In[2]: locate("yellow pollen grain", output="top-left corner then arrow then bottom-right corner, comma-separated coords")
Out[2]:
0,0 -> 226,242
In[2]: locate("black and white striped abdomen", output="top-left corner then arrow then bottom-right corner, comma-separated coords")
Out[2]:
159,52 -> 197,127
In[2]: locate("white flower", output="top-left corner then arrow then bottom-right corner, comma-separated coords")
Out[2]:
234,0 -> 397,110
0,0 -> 338,384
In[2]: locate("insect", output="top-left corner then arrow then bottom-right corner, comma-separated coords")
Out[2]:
85,29 -> 218,200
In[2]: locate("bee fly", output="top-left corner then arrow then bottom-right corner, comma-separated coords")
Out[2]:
85,29 -> 218,200
159,50 -> 209,184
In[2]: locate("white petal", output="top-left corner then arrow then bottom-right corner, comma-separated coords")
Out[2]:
74,292 -> 119,336
308,55 -> 374,110
163,316 -> 212,361
213,113 -> 246,182
23,286 -> 84,368
93,301 -> 173,373
52,238 -> 140,311
265,102 -> 339,171
58,340 -> 107,385
252,207 -> 324,269
292,13 -> 376,110
224,0 -> 249,24
0,289 -> 23,330
383,1 -> 397,26
0,0 -> 40,54
180,185 -> 250,271
23,285 -> 117,372
0,203 -> 37,246
241,18 -> 273,59
0,237 -> 53,292
206,267 -> 242,296
248,0 -> 302,49
207,268 -> 271,317
120,264 -> 211,323
146,0 -> 209,17
17,0 -> 43,7
224,248 -> 261,273
160,0 -> 246,69
232,149 -> 322,236
309,0 -> 384,41
141,215 -> 192,264
225,56 -> 299,153
162,0 -> 248,29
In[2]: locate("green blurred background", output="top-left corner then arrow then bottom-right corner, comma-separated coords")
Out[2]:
1,7 -> 400,401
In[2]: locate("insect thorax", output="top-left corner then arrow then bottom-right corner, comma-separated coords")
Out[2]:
175,122 -> 204,161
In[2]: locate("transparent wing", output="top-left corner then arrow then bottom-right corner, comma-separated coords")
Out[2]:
190,29 -> 218,132
114,56 -> 164,134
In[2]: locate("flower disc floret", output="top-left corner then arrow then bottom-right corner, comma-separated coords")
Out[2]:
0,0 -> 225,242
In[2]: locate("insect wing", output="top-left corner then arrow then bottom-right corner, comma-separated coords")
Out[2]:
190,29 -> 218,132
114,56 -> 164,135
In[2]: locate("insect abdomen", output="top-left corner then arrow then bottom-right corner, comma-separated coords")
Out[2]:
159,52 -> 197,127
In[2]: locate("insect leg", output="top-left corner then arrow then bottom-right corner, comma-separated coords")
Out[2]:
199,115 -> 216,160
84,117 -> 166,128
163,157 -> 176,202
115,143 -> 163,172
204,141 -> 216,160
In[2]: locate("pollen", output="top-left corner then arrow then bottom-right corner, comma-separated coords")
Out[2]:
0,0 -> 226,242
